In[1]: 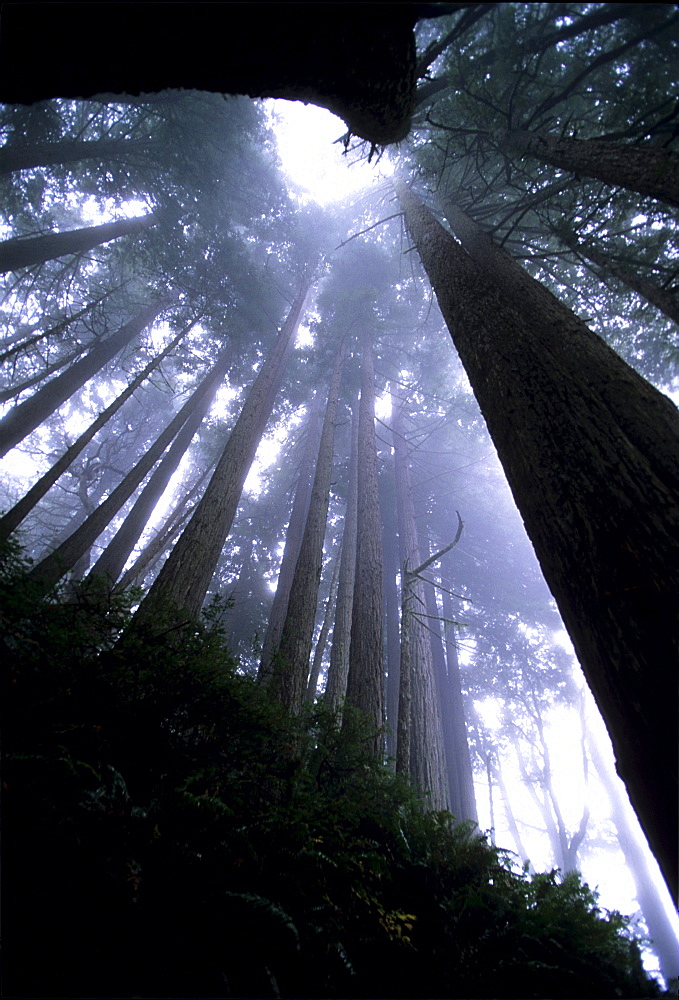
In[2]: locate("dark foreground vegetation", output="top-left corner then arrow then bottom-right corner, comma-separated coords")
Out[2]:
2,541 -> 662,1000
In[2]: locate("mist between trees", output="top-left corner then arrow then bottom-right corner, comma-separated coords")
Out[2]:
1,5 -> 678,997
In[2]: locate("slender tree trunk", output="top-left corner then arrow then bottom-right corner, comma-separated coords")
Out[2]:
0,212 -> 158,272
495,760 -> 531,869
419,536 -> 465,817
0,340 -> 91,404
27,351 -> 229,590
115,468 -> 211,591
270,338 -> 348,715
343,332 -> 385,756
391,395 -> 448,810
586,702 -> 679,986
440,584 -> 479,824
0,136 -> 150,175
0,327 -> 187,541
0,298 -> 169,457
89,345 -> 232,583
498,129 -> 679,209
134,282 -> 310,624
306,546 -> 342,703
558,231 -> 679,325
397,180 -> 679,902
258,395 -> 323,683
325,402 -> 359,715
380,453 -> 401,762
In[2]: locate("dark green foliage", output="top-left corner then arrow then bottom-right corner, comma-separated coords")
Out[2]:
1,542 -> 660,999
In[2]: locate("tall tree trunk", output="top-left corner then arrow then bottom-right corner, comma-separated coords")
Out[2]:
0,326 -> 187,542
586,700 -> 679,987
325,402 -> 359,715
258,395 -> 323,683
419,535 -> 465,817
380,452 -> 401,762
498,129 -> 679,209
306,546 -> 342,703
0,341 -> 91,404
0,212 -> 158,272
440,584 -> 479,825
397,181 -> 679,901
270,338 -> 348,715
89,345 -> 232,582
134,283 -> 309,624
391,395 -> 449,811
27,351 -> 229,590
115,468 -> 211,592
343,333 -> 385,756
0,136 -> 150,175
0,298 -> 169,457
557,230 -> 679,326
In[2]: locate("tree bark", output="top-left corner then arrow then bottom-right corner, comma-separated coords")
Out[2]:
0,213 -> 158,273
498,129 -> 679,209
306,545 -> 342,703
0,326 -> 187,541
0,4 -> 420,145
0,298 -> 169,457
88,345 -> 232,583
325,402 -> 359,715
0,137 -> 150,175
558,231 -> 679,326
397,180 -> 679,901
380,451 -> 401,762
27,350 -> 229,590
134,282 -> 309,624
440,584 -> 478,825
270,337 -> 348,715
392,396 -> 449,811
343,332 -> 385,756
258,395 -> 323,683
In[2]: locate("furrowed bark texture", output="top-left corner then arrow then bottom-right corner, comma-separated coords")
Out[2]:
344,333 -> 385,755
0,327 -> 186,541
271,338 -> 348,715
0,298 -> 168,458
325,402 -> 359,715
500,129 -> 679,209
258,395 -> 323,684
135,284 -> 309,623
392,398 -> 449,811
398,181 -> 679,901
28,348 -> 229,591
0,213 -> 157,272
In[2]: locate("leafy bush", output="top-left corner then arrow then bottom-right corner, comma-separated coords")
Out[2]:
1,543 -> 662,998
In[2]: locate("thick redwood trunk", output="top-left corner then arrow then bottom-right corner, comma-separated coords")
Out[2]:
343,333 -> 385,755
500,129 -> 679,209
0,327 -> 186,541
398,181 -> 679,901
134,283 -> 309,623
0,299 -> 168,457
0,213 -> 158,272
270,338 -> 347,714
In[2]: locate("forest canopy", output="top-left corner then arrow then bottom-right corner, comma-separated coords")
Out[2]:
1,3 -> 678,997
